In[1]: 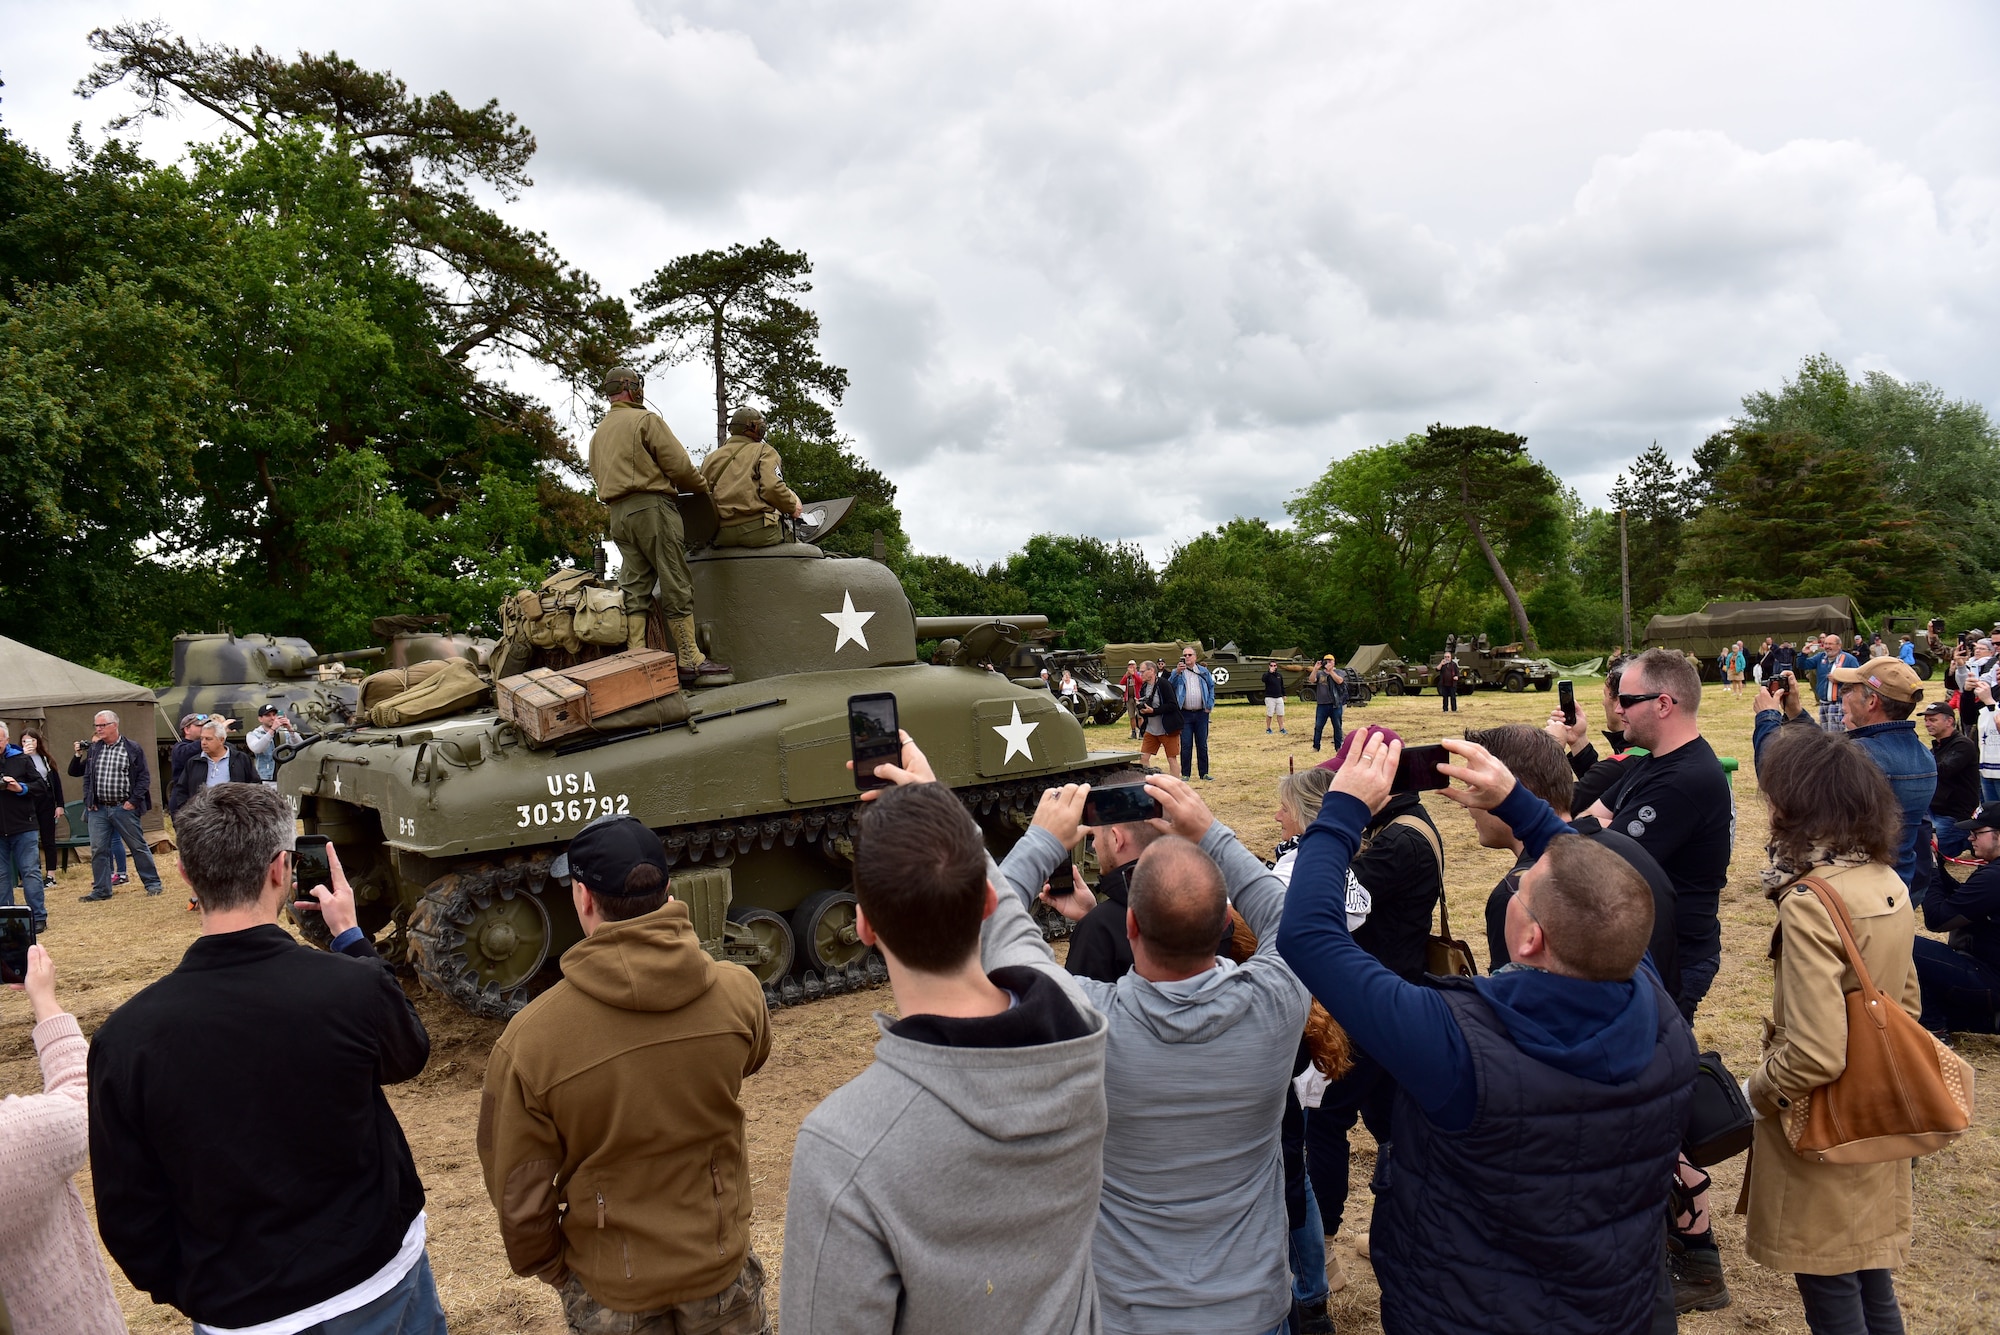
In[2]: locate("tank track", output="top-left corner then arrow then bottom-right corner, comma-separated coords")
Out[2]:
405,761 -> 1140,1019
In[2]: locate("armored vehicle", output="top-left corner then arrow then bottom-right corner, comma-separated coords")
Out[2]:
372,614 -> 496,671
1428,634 -> 1555,693
1201,643 -> 1315,707
1346,644 -> 1429,698
281,528 -> 1142,1019
1040,650 -> 1127,725
154,633 -> 382,766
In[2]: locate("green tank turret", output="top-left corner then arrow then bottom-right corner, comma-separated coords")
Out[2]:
284,533 -> 1139,1019
154,634 -> 383,763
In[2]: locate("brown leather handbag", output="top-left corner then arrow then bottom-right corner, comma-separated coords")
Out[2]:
1781,876 -> 1976,1164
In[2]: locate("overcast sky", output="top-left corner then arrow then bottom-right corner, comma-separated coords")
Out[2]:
6,1 -> 1998,563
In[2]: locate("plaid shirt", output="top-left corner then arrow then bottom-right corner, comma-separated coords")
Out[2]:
93,738 -> 134,804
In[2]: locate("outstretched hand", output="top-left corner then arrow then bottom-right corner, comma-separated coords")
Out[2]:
1038,881 -> 1096,921
1144,773 -> 1215,842
294,843 -> 360,937
1330,733 -> 1399,814
1544,702 -> 1589,753
7,944 -> 59,1023
1031,783 -> 1090,851
1433,737 -> 1518,811
852,730 -> 939,800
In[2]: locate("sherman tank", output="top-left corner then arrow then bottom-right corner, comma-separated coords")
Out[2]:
154,633 -> 382,765
280,528 -> 1143,1019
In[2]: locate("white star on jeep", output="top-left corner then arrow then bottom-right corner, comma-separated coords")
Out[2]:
992,703 -> 1039,765
821,591 -> 875,652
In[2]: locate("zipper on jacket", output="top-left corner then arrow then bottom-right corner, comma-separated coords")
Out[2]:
712,1151 -> 727,1257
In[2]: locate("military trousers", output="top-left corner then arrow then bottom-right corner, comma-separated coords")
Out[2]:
608,492 -> 694,620
713,517 -> 784,549
559,1251 -> 769,1335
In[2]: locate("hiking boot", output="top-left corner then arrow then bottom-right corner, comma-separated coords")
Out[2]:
1324,1241 -> 1348,1293
78,890 -> 112,902
1292,1298 -> 1336,1334
1352,1231 -> 1370,1260
1667,1237 -> 1731,1312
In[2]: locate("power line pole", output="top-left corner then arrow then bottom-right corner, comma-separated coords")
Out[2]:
1619,507 -> 1633,652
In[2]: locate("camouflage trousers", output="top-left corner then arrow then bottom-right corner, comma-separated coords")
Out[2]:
559,1252 -> 769,1335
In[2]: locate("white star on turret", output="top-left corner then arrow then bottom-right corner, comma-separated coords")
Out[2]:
821,591 -> 876,652
992,703 -> 1039,765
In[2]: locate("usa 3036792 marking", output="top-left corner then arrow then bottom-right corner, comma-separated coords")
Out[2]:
516,794 -> 629,828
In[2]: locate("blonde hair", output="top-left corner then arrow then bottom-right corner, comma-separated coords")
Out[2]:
1277,767 -> 1335,831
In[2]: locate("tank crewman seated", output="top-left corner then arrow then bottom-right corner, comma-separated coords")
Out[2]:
700,406 -> 805,549
587,365 -> 730,684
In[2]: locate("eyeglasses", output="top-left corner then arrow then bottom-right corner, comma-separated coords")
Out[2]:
1616,692 -> 1669,709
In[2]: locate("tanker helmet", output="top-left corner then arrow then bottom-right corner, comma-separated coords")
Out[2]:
599,365 -> 645,402
729,404 -> 766,434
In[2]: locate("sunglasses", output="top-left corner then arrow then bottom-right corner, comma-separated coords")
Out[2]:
1616,692 -> 1669,709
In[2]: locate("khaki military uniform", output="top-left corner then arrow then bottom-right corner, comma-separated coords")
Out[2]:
588,403 -> 706,621
699,436 -> 801,549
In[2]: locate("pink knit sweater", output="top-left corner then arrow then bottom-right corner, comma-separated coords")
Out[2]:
0,1013 -> 126,1334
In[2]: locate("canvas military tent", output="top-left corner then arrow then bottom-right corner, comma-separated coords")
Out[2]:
0,636 -> 166,829
1643,597 -> 1860,674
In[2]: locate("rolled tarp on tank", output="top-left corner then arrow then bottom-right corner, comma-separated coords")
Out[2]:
1644,597 -> 1859,660
0,635 -> 167,830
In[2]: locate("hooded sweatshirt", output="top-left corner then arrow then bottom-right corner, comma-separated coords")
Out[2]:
478,901 -> 770,1310
782,851 -> 1109,1335
1006,820 -> 1311,1335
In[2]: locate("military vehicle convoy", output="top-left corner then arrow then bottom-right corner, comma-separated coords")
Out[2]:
154,634 -> 383,769
279,522 -> 1142,1019
1429,634 -> 1556,692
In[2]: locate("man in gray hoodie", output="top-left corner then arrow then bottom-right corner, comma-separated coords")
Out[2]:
1006,772 -> 1312,1335
781,736 -> 1110,1335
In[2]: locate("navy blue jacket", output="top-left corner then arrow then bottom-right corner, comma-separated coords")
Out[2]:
67,735 -> 154,816
1927,858 -> 2000,974
1753,710 -> 1936,888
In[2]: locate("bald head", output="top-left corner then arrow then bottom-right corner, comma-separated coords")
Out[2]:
1128,836 -> 1227,972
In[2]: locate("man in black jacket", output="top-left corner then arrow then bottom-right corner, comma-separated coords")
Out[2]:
0,721 -> 48,932
170,718 -> 261,812
1263,661 -> 1289,735
1038,818 -> 1166,982
89,783 -> 444,1333
164,713 -> 206,816
66,709 -> 164,900
1926,702 -> 1980,858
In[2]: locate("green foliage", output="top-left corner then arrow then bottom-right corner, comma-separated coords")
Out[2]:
897,554 -> 1027,619
772,431 -> 907,562
1406,423 -> 1565,649
1001,535 -> 1159,650
1157,518 -> 1307,654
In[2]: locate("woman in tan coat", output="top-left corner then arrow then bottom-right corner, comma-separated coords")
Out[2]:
1744,724 -> 1922,1334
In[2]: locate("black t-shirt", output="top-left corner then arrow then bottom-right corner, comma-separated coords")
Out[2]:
892,965 -> 1093,1048
1262,669 -> 1286,697
1600,736 -> 1734,904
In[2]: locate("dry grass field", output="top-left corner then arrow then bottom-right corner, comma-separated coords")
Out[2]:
4,683 -> 1995,1333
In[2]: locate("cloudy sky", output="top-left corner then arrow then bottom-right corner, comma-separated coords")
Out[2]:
6,1 -> 1998,563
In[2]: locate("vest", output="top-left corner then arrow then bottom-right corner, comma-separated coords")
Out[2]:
1373,975 -> 1694,1334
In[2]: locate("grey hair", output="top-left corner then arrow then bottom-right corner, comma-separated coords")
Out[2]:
176,784 -> 297,912
200,719 -> 230,741
95,709 -> 119,725
0,721 -> 9,740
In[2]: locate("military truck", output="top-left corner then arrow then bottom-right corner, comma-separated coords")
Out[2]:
154,634 -> 382,770
1346,644 -> 1429,697
1428,634 -> 1555,692
280,514 -> 1142,1019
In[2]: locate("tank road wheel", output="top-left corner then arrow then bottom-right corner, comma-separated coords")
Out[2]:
408,871 -> 551,1019
1534,676 -> 1554,692
1503,670 -> 1527,693
793,889 -> 871,976
726,906 -> 796,985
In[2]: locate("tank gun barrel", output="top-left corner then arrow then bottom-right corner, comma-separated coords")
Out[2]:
914,615 -> 1050,638
303,647 -> 385,669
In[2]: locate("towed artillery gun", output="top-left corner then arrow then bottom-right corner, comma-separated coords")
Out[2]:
281,511 -> 1141,1019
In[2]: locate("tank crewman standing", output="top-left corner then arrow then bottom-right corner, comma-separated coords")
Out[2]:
587,366 -> 730,684
701,406 -> 805,549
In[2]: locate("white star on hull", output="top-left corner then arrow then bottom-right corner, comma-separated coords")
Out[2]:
993,703 -> 1040,765
822,591 -> 876,652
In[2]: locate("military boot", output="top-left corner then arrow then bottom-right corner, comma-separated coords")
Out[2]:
625,612 -> 649,654
1667,1235 -> 1731,1312
669,614 -> 732,686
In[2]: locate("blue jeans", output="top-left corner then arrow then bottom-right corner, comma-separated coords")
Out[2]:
1913,936 -> 2000,1037
1180,712 -> 1211,779
1932,811 -> 1970,859
1289,1171 -> 1329,1307
1984,777 -> 2000,806
87,805 -> 160,895
0,830 -> 45,923
304,1253 -> 446,1334
1313,703 -> 1343,750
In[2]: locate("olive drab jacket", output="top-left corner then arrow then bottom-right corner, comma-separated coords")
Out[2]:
588,403 -> 706,504
699,435 -> 802,527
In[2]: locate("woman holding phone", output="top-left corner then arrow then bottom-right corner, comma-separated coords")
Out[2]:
19,730 -> 61,885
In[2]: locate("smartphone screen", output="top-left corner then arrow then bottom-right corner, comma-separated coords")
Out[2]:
1391,743 -> 1452,794
294,835 -> 333,906
1558,679 -> 1576,726
1046,861 -> 1077,896
0,907 -> 34,985
848,693 -> 902,791
1081,780 -> 1164,827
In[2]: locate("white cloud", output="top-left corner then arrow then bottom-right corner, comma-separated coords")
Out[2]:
3,0 -> 1997,561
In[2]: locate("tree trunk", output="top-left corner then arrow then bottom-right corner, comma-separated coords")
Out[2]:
1462,474 -> 1536,651
712,307 -> 728,450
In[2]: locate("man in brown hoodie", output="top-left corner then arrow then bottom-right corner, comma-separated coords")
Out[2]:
478,815 -> 772,1333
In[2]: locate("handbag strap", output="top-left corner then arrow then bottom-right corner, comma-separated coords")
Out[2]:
1385,813 -> 1452,938
1794,874 -> 1891,1026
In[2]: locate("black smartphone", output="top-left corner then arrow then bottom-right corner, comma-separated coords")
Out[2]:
848,693 -> 902,791
1081,780 -> 1163,826
1391,743 -> 1452,794
1558,679 -> 1576,726
294,835 -> 333,907
1046,861 -> 1077,896
0,906 -> 33,986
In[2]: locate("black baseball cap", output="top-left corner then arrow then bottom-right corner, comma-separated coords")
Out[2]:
551,813 -> 669,895
257,704 -> 279,717
1955,803 -> 2000,835
1922,701 -> 1956,718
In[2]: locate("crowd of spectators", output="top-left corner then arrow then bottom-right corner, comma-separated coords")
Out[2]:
12,634 -> 2000,1335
